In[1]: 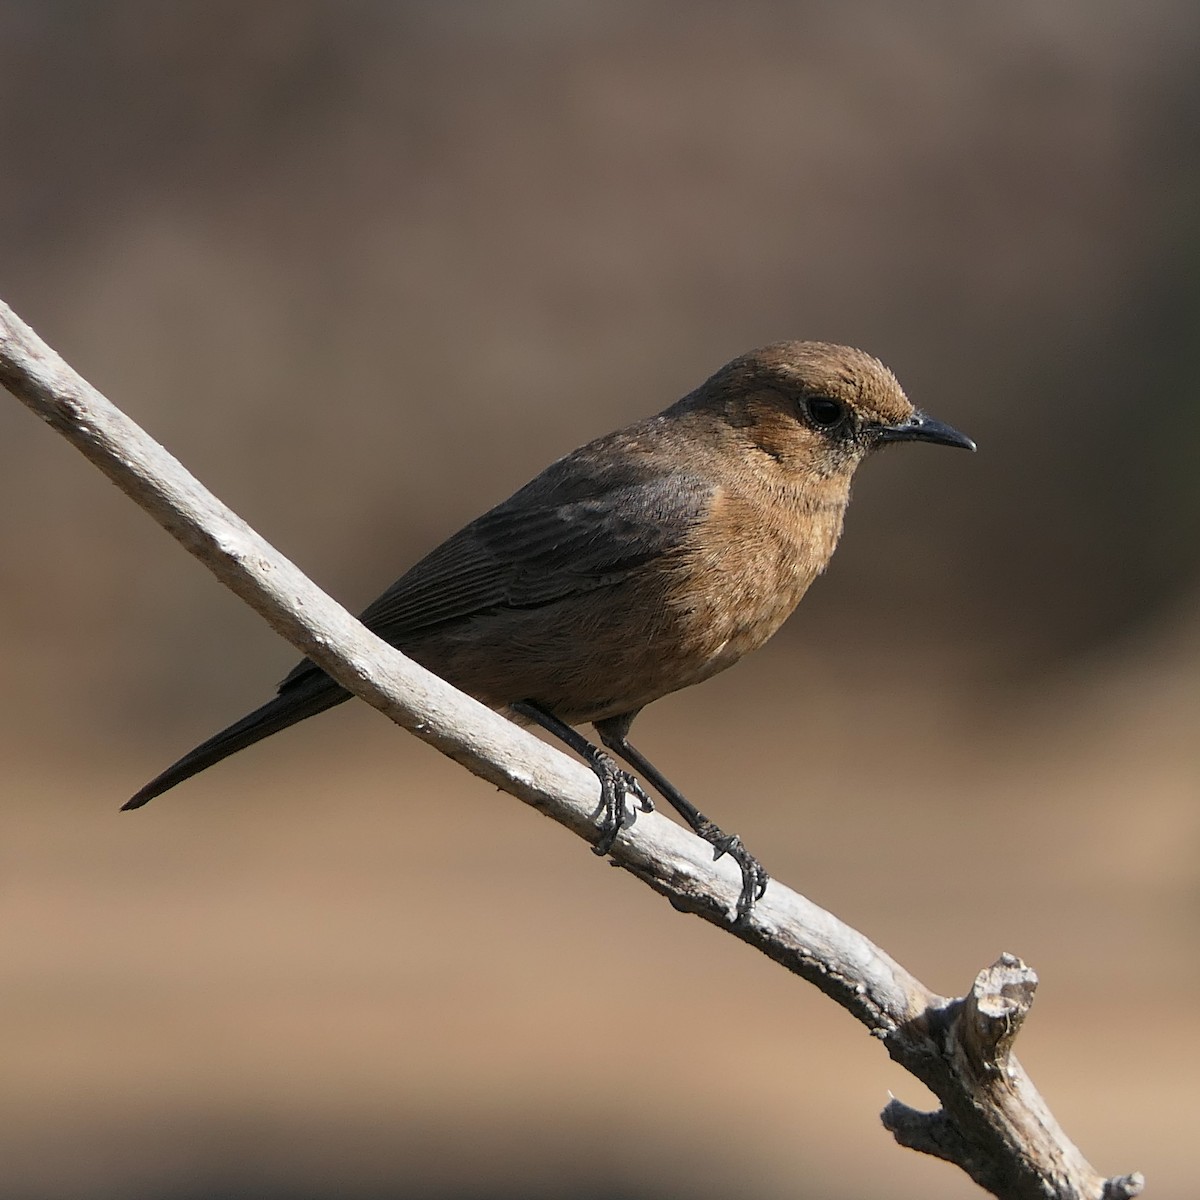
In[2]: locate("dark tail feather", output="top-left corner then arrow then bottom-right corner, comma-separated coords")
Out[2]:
123,673 -> 350,810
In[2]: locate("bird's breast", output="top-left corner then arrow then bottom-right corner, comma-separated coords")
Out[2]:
662,483 -> 846,684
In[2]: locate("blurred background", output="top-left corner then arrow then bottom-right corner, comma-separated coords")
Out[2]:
1,2 -> 1197,1197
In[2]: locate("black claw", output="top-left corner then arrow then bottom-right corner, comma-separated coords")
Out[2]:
696,821 -> 769,921
589,753 -> 651,857
709,833 -> 737,861
510,703 -> 654,858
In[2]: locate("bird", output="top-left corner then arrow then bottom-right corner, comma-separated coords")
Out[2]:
125,341 -> 974,919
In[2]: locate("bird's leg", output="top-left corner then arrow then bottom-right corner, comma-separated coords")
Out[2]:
595,713 -> 769,922
512,701 -> 654,856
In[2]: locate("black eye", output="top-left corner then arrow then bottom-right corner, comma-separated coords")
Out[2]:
803,395 -> 847,429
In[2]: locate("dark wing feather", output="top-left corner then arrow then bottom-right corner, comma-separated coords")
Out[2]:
277,456 -> 714,691
361,470 -> 714,634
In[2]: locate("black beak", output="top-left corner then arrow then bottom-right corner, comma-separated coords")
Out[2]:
877,412 -> 976,452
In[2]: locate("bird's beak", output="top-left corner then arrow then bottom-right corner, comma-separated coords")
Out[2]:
877,412 -> 976,452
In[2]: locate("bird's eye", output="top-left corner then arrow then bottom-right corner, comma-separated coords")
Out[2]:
803,395 -> 847,429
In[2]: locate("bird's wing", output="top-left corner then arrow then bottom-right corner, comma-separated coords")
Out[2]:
277,460 -> 714,691
359,467 -> 713,634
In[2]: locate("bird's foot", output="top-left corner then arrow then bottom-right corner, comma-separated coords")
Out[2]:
695,819 -> 769,922
589,752 -> 654,856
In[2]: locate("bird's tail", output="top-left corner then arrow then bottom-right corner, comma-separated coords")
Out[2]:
123,672 -> 350,810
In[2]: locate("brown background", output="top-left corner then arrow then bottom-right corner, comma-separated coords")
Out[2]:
2,3 -> 1197,1198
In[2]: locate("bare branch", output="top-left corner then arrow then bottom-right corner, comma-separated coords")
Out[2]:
0,298 -> 1142,1200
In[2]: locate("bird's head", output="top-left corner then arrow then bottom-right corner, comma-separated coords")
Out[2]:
693,341 -> 975,480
